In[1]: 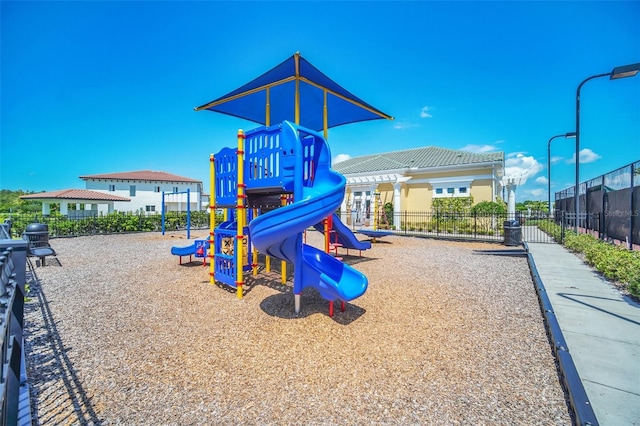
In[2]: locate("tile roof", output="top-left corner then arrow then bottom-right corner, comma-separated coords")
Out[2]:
20,189 -> 131,202
333,146 -> 503,175
79,170 -> 200,183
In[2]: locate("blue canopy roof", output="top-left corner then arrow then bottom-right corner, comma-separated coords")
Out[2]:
195,52 -> 393,132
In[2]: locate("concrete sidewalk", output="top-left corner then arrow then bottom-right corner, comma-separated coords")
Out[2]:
527,242 -> 640,426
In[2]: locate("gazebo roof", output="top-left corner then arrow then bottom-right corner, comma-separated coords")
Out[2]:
195,52 -> 393,132
20,189 -> 131,202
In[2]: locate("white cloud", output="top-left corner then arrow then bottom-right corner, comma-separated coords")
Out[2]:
526,188 -> 545,198
494,139 -> 505,144
550,156 -> 564,164
535,176 -> 548,185
333,154 -> 351,164
506,151 -> 527,158
419,106 -> 433,118
460,144 -> 498,153
503,153 -> 543,185
566,148 -> 602,164
393,122 -> 418,130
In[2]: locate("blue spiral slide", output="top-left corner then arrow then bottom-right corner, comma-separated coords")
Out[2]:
313,213 -> 372,251
249,122 -> 368,311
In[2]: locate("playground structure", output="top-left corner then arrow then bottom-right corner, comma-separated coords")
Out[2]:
204,120 -> 372,314
185,52 -> 393,314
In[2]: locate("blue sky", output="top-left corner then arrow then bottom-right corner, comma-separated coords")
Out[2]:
1,1 -> 639,202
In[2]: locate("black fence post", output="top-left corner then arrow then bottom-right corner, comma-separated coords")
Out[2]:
404,211 -> 407,235
473,211 -> 477,239
630,162 -> 635,249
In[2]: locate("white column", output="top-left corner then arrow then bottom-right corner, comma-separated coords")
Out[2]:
340,193 -> 348,223
506,179 -> 517,217
393,182 -> 402,230
42,203 -> 51,215
60,202 -> 69,215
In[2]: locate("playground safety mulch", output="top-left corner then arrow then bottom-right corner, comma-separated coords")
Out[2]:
24,230 -> 572,425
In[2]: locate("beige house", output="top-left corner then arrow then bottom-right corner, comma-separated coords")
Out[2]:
332,146 -> 504,225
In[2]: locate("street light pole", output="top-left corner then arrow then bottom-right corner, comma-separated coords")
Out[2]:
574,63 -> 640,233
547,132 -> 576,219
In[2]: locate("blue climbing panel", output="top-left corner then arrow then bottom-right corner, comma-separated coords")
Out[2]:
214,224 -> 252,288
245,123 -> 295,193
213,147 -> 238,207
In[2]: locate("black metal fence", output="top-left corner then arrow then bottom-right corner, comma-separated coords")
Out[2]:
0,222 -> 30,424
3,210 -> 560,244
0,212 -> 213,240
364,211 -> 556,243
555,160 -> 639,249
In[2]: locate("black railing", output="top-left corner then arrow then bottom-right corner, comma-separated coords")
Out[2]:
347,211 -> 556,243
0,212 -> 215,240
2,211 -> 562,244
387,211 -> 506,241
0,222 -> 30,425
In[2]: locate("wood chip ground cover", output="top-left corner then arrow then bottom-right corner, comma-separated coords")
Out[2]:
24,230 -> 572,425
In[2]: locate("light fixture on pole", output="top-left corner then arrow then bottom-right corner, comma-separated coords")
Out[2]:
547,132 -> 576,218
574,62 -> 640,232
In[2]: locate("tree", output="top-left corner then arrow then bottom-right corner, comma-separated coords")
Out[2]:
0,189 -> 42,214
525,200 -> 548,214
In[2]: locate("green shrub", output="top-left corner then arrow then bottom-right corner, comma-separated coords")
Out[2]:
470,200 -> 507,215
537,222 -> 640,298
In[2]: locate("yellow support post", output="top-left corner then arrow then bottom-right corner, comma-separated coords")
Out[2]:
323,90 -> 328,140
236,130 -> 246,299
324,217 -> 330,253
294,53 -> 300,125
266,87 -> 271,126
281,194 -> 287,284
252,208 -> 258,276
209,154 -> 216,284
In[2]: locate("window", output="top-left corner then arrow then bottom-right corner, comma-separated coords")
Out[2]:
433,181 -> 472,198
173,186 -> 179,193
145,205 -> 156,212
108,184 -> 115,191
154,186 -> 160,193
130,185 -> 136,196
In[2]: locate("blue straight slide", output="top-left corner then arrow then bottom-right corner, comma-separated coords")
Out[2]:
249,122 -> 368,302
171,242 -> 196,256
313,214 -> 371,251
